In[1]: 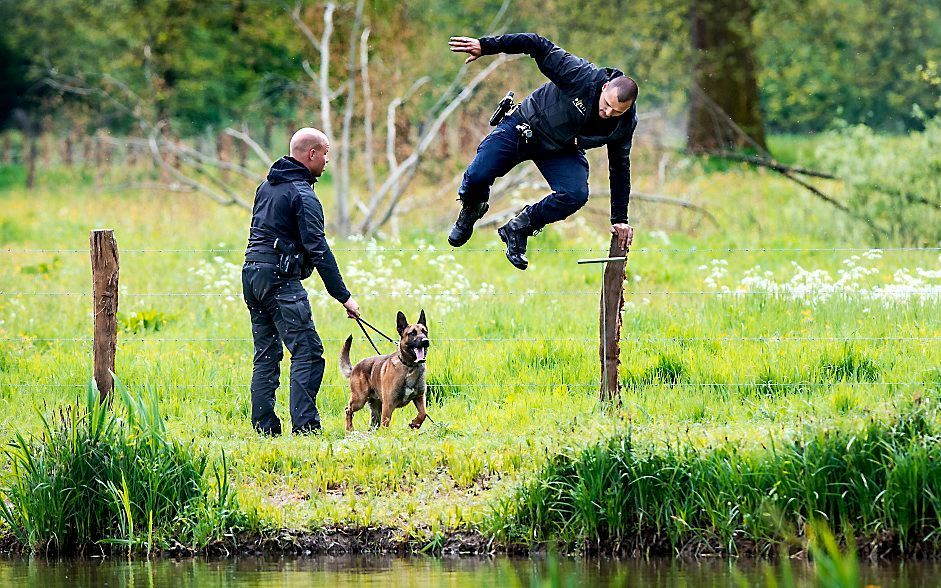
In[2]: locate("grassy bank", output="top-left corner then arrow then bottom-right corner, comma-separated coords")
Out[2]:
490,405 -> 941,557
1,156 -> 941,555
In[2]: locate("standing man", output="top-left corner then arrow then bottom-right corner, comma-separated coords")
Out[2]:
242,128 -> 360,436
448,33 -> 638,270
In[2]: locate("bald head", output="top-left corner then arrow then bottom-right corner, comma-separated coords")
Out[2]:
289,128 -> 330,177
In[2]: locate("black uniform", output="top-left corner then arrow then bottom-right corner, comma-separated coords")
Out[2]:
464,33 -> 637,226
242,156 -> 351,435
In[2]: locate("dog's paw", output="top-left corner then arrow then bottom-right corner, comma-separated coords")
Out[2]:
409,421 -> 422,430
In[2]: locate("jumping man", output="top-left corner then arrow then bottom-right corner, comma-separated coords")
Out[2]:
448,33 -> 638,269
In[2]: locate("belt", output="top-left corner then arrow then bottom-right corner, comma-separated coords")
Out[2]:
245,252 -> 282,264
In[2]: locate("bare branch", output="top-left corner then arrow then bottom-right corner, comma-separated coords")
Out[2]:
146,125 -> 251,209
319,2 -> 336,139
225,127 -> 271,166
365,55 -> 520,233
386,76 -> 430,170
706,150 -> 838,179
301,60 -> 319,84
171,140 -> 259,181
479,190 -> 720,228
335,0 -> 365,233
103,182 -> 195,193
360,27 -> 376,195
291,1 -> 323,55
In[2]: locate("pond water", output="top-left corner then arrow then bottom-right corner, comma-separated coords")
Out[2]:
1,554 -> 939,587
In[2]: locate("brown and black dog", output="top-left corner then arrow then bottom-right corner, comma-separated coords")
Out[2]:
340,310 -> 430,431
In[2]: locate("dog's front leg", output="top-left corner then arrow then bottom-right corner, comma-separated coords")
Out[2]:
380,400 -> 394,428
409,394 -> 427,429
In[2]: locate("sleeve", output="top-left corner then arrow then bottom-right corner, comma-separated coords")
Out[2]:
478,33 -> 599,98
607,136 -> 633,225
295,186 -> 352,303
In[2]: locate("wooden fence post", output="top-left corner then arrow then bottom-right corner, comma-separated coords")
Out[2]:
90,230 -> 119,403
599,235 -> 629,404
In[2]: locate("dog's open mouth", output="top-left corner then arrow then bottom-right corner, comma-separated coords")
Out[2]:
413,341 -> 429,363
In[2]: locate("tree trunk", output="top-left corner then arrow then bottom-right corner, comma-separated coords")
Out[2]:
687,0 -> 766,152
25,132 -> 37,189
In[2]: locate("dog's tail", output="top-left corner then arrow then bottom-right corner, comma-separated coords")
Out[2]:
339,334 -> 354,379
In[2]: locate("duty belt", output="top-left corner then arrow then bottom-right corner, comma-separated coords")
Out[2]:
245,252 -> 282,264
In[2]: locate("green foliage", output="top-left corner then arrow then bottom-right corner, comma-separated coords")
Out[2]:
2,0 -> 939,136
758,0 -> 941,132
18,256 -> 62,276
807,522 -> 860,588
119,309 -> 173,334
0,379 -> 248,554
0,165 -> 26,191
815,117 -> 941,245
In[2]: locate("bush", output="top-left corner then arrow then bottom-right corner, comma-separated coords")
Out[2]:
0,379 -> 248,555
815,117 -> 941,245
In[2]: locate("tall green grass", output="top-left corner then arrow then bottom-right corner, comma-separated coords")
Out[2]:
490,405 -> 941,556
0,378 -> 250,555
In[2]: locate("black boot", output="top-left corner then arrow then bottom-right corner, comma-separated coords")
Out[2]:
497,205 -> 541,270
448,200 -> 490,247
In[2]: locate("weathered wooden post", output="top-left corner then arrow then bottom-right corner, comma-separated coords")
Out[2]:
90,229 -> 119,403
579,234 -> 629,405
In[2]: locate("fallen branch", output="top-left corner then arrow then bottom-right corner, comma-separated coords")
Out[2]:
706,150 -> 838,179
478,189 -> 719,228
147,125 -> 251,209
702,149 -> 888,237
225,127 -> 271,167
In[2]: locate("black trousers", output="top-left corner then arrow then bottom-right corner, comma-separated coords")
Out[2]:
241,262 -> 325,435
458,113 -> 590,229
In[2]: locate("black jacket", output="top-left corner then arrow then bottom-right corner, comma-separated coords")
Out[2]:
245,156 -> 351,303
479,33 -> 636,224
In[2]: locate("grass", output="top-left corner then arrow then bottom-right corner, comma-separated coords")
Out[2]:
489,405 -> 941,556
0,379 -> 249,555
1,142 -> 940,554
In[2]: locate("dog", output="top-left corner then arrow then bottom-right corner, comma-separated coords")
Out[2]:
341,310 -> 430,431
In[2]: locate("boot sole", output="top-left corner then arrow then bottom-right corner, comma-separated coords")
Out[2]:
448,203 -> 490,247
497,226 -> 529,270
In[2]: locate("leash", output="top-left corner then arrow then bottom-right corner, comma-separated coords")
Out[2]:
353,315 -> 395,355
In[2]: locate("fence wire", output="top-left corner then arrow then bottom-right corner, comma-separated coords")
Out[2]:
2,244 -> 940,394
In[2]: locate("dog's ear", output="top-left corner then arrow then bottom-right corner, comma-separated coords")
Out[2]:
418,309 -> 426,329
396,311 -> 408,336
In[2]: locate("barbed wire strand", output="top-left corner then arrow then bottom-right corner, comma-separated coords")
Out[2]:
1,381 -> 933,390
4,336 -> 941,344
3,246 -> 941,255
3,289 -> 941,298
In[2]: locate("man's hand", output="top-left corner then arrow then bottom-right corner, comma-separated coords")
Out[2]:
610,223 -> 634,250
343,297 -> 361,319
449,37 -> 482,63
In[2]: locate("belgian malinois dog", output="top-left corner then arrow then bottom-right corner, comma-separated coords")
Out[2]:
341,310 -> 429,431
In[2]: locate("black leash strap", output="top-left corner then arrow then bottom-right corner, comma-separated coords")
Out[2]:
353,315 -> 395,356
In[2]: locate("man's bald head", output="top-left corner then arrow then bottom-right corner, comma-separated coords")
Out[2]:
289,128 -> 330,177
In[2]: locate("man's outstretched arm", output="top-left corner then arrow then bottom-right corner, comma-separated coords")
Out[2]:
608,136 -> 635,250
449,33 -> 598,97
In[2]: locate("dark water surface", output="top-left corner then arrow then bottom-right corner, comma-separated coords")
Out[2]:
1,555 -> 940,587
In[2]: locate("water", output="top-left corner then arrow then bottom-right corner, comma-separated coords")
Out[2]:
1,555 -> 939,587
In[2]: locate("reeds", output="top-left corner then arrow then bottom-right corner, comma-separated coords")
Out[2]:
0,379 -> 248,555
490,406 -> 941,556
